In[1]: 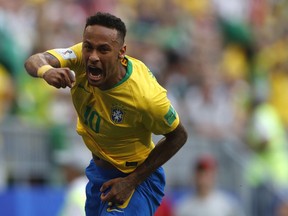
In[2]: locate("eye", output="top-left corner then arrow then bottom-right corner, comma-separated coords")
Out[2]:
98,45 -> 111,54
83,43 -> 93,51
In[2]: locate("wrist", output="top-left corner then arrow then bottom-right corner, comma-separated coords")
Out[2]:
127,171 -> 144,186
37,65 -> 53,78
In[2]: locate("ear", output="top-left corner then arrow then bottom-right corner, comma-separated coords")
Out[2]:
119,44 -> 126,59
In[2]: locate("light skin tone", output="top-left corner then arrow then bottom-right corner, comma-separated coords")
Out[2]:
194,169 -> 216,198
24,24 -> 188,205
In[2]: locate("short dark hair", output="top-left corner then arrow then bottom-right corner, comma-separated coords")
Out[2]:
85,12 -> 126,43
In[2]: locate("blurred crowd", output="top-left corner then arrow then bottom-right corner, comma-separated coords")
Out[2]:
1,0 -> 288,215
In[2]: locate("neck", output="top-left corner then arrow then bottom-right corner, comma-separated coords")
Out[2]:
119,62 -> 127,79
197,187 -> 212,199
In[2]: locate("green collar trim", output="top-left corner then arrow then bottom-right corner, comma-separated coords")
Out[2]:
112,57 -> 132,88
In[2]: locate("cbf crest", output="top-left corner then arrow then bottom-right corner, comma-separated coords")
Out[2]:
111,104 -> 125,124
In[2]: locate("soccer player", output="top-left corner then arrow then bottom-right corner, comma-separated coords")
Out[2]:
24,12 -> 187,216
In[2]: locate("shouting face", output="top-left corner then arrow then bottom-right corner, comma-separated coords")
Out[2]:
82,25 -> 126,90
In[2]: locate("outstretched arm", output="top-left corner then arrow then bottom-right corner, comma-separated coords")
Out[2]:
100,122 -> 188,205
24,52 -> 75,88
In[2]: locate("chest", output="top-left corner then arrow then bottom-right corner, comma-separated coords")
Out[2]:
71,81 -> 142,136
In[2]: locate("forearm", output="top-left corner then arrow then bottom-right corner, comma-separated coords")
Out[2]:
24,52 -> 74,88
99,128 -> 187,205
24,53 -> 48,77
128,123 -> 187,185
24,52 -> 60,77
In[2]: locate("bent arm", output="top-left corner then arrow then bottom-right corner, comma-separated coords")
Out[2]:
100,122 -> 188,204
24,52 -> 61,77
129,122 -> 188,184
24,52 -> 75,88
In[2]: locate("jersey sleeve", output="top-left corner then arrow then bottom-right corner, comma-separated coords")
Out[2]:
141,70 -> 180,135
46,43 -> 84,72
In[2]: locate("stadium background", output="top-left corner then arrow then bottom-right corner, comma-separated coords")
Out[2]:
0,0 -> 288,215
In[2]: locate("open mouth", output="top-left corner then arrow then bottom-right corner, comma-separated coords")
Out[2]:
87,66 -> 103,81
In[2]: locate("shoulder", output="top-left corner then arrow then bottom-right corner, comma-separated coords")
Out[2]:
70,43 -> 83,55
126,55 -> 164,90
126,55 -> 154,77
47,42 -> 82,60
46,43 -> 84,69
126,55 -> 146,66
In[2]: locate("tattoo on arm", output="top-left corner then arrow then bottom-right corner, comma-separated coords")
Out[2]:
43,52 -> 61,68
24,52 -> 61,77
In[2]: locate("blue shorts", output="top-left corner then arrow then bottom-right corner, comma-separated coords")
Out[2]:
85,159 -> 165,216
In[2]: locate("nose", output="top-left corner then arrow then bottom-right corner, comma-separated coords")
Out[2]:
89,50 -> 99,62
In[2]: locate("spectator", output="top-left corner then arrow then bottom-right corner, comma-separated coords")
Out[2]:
174,154 -> 245,216
55,143 -> 90,216
245,96 -> 288,216
184,77 -> 237,140
0,64 -> 15,189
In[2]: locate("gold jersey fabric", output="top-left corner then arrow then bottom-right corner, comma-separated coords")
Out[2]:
47,43 -> 179,173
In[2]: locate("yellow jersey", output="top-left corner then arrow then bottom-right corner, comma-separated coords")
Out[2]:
47,43 -> 179,173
